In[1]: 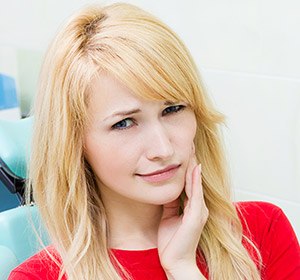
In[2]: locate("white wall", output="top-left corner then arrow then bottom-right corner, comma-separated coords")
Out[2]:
1,0 -> 299,238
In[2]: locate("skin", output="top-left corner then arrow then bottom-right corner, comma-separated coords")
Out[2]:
84,74 -> 208,279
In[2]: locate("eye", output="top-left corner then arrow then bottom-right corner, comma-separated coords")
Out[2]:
162,104 -> 186,116
112,118 -> 135,130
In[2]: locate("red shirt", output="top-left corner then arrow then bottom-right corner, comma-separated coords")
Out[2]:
8,201 -> 300,279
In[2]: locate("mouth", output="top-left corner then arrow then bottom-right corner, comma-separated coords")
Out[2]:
136,164 -> 181,183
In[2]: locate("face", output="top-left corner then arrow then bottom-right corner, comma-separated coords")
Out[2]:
84,74 -> 197,205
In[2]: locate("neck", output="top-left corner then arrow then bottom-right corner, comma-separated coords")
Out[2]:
101,189 -> 163,250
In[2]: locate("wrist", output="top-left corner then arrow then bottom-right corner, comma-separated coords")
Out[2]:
165,264 -> 206,280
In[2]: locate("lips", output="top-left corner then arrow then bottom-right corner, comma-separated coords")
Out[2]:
136,164 -> 181,183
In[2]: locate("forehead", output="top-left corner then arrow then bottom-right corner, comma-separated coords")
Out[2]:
88,74 -> 149,118
91,73 -> 137,100
91,73 -> 141,103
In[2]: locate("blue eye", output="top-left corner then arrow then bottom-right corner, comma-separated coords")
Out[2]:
112,118 -> 135,130
162,105 -> 185,116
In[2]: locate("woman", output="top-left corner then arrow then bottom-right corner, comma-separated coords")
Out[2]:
9,2 -> 300,280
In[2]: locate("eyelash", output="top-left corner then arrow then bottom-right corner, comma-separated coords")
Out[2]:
162,104 -> 185,116
111,104 -> 186,130
112,118 -> 136,130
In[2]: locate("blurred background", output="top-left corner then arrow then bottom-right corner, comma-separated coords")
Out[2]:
0,0 -> 299,238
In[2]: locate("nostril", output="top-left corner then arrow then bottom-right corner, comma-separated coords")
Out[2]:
144,124 -> 174,160
146,139 -> 174,161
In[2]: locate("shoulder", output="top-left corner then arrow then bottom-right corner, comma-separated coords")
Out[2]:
235,200 -> 283,224
235,200 -> 282,216
235,201 -> 300,278
235,200 -> 294,242
8,246 -> 63,280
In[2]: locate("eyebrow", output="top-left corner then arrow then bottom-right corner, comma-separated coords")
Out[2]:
104,108 -> 141,121
103,101 -> 176,121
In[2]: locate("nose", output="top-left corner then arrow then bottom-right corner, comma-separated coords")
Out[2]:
145,123 -> 174,161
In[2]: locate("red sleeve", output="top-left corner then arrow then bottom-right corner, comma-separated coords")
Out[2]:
8,270 -> 39,280
7,246 -> 63,280
237,201 -> 300,280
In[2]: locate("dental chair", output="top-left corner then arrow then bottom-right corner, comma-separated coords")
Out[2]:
0,117 -> 49,280
0,117 -> 32,208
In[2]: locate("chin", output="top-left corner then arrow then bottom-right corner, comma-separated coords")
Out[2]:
148,185 -> 184,205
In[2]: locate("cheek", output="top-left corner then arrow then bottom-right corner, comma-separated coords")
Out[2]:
84,134 -> 136,183
176,114 -> 197,150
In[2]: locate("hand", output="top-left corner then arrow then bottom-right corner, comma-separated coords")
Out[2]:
157,157 -> 208,279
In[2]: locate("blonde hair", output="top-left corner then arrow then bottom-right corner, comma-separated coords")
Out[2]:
28,2 -> 261,279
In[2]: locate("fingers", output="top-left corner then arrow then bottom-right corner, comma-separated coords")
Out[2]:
190,164 -> 209,225
184,155 -> 197,199
191,164 -> 201,202
184,163 -> 200,214
184,163 -> 208,228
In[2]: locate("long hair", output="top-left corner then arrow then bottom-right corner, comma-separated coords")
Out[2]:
27,3 -> 261,279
